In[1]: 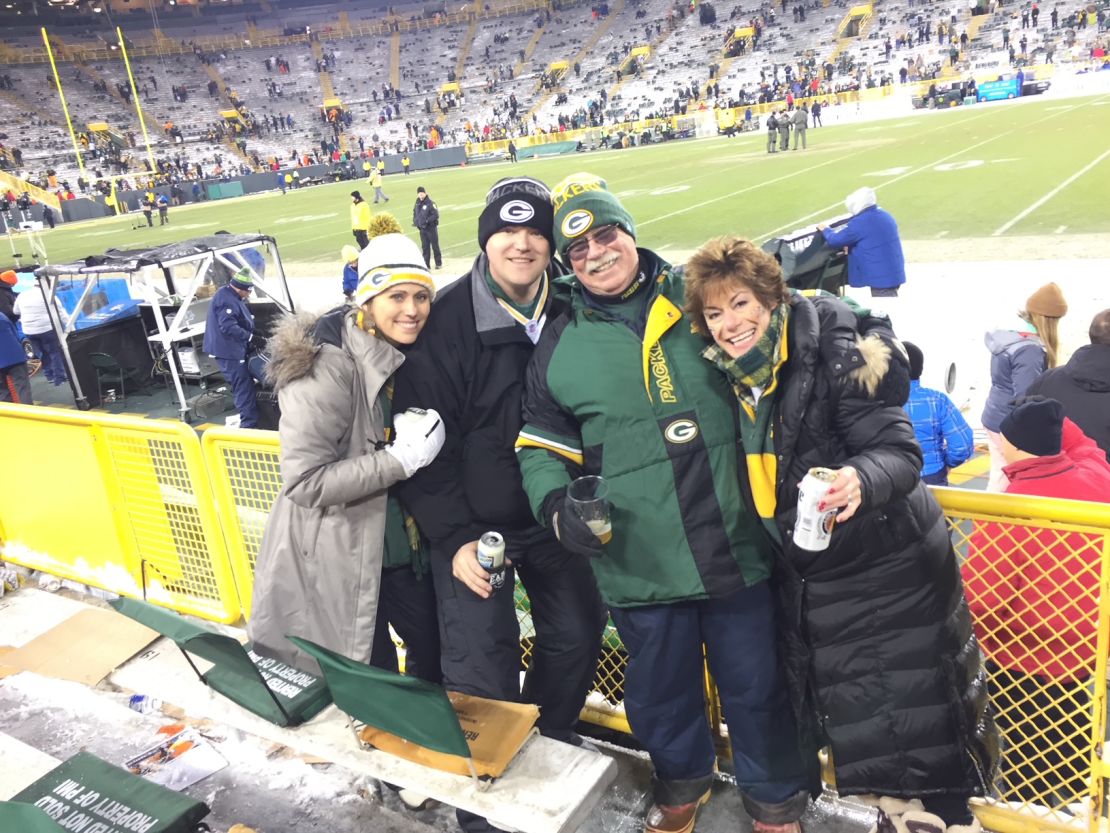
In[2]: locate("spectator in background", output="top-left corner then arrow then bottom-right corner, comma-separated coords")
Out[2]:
903,341 -> 974,485
818,187 -> 905,297
156,193 -> 169,225
0,269 -> 17,321
412,186 -> 442,270
350,190 -> 371,248
981,282 -> 1067,491
0,309 -> 31,404
13,275 -> 68,387
203,268 -> 259,428
340,244 -> 359,301
1026,308 -> 1110,462
963,397 -> 1110,805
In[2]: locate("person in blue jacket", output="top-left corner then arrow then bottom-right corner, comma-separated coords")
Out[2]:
204,267 -> 259,427
0,310 -> 32,404
902,341 -> 974,485
818,186 -> 906,297
340,244 -> 359,301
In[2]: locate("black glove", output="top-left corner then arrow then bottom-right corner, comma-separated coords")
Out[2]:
249,332 -> 267,353
543,491 -> 606,559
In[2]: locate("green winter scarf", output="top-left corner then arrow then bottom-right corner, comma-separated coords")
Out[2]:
701,303 -> 789,541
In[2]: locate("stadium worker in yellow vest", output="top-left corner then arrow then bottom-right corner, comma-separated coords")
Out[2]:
351,190 -> 372,248
363,158 -> 372,178
370,168 -> 391,204
402,154 -> 411,174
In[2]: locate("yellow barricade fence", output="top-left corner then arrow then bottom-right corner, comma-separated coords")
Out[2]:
935,486 -> 1110,833
0,403 -> 241,623
7,400 -> 1110,830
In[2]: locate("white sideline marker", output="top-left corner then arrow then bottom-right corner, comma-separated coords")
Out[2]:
935,230 -> 950,238
993,148 -> 1110,237
1055,226 -> 1068,234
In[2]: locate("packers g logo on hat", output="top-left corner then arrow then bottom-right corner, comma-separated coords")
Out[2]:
368,269 -> 392,287
561,209 -> 594,239
499,200 -> 536,224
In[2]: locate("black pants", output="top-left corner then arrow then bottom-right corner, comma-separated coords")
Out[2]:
369,565 -> 442,684
353,229 -> 369,249
418,226 -> 442,268
430,530 -> 605,735
434,531 -> 605,833
988,663 -> 1092,805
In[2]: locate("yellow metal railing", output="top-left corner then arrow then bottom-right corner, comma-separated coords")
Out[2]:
0,403 -> 241,622
6,401 -> 1110,824
937,486 -> 1110,833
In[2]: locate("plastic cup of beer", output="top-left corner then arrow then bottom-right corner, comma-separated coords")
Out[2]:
567,475 -> 612,544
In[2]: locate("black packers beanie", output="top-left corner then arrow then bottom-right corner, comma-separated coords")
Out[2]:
478,177 -> 555,253
1000,395 -> 1064,457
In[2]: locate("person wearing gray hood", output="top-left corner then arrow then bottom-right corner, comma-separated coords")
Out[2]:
248,229 -> 445,679
981,282 -> 1067,491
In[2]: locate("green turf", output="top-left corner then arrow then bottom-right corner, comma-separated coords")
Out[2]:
19,93 -> 1110,269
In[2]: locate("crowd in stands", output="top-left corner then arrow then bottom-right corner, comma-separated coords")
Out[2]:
0,0 -> 1106,198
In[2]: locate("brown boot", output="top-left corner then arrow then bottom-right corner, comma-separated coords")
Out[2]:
753,822 -> 803,833
644,790 -> 711,833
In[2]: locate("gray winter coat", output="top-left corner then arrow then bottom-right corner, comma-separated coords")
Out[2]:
247,307 -> 407,674
981,329 -> 1046,432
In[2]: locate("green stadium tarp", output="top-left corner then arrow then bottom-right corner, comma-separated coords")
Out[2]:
110,598 -> 331,726
288,635 -> 471,759
10,751 -> 209,833
517,141 -> 578,159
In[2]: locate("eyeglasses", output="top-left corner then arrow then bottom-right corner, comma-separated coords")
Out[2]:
565,224 -> 621,263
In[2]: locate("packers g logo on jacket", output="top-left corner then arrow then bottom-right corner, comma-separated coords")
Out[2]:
561,209 -> 594,238
664,419 -> 699,444
499,200 -> 535,224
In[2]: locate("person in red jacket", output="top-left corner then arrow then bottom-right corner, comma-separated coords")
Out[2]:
963,396 -> 1110,806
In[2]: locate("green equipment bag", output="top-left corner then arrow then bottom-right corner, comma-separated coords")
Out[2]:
8,751 -> 210,833
109,598 -> 331,727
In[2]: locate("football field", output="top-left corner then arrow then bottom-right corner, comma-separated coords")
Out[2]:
17,91 -> 1110,271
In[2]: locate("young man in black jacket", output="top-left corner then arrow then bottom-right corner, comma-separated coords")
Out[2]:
393,177 -> 605,833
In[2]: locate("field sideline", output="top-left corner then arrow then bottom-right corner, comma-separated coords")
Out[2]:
11,92 -> 1110,272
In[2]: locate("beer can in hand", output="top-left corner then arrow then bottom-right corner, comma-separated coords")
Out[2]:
477,531 -> 506,591
793,467 -> 838,551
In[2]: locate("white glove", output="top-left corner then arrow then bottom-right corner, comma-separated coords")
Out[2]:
385,407 -> 445,477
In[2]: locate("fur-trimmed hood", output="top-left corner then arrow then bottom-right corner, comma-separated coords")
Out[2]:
265,307 -> 351,391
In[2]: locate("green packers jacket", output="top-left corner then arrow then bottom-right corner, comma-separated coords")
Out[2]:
515,249 -> 771,607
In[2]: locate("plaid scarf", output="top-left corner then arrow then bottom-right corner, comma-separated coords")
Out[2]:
701,303 -> 788,408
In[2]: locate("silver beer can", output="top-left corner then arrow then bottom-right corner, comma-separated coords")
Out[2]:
477,531 -> 506,591
793,467 -> 838,552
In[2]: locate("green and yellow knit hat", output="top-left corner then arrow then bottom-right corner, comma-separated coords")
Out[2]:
551,173 -> 636,258
355,233 -> 436,307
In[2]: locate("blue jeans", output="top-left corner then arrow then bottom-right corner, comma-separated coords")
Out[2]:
610,581 -> 811,823
28,330 -> 67,385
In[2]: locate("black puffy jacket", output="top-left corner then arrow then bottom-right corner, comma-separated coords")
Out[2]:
392,255 -> 569,560
766,293 -> 998,798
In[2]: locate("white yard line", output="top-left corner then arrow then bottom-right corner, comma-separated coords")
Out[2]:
993,148 -> 1110,236
755,99 -> 1093,242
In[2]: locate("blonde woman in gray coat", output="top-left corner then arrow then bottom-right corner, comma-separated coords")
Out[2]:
248,230 -> 445,677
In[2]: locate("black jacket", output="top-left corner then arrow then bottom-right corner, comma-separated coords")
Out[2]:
393,255 -> 567,559
0,285 -> 16,323
412,197 -> 439,230
767,293 -> 997,799
1026,343 -> 1110,462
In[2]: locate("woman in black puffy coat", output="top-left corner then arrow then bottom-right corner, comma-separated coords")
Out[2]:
684,236 -> 998,833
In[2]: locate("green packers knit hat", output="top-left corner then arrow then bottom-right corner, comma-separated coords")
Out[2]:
552,173 -> 635,258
